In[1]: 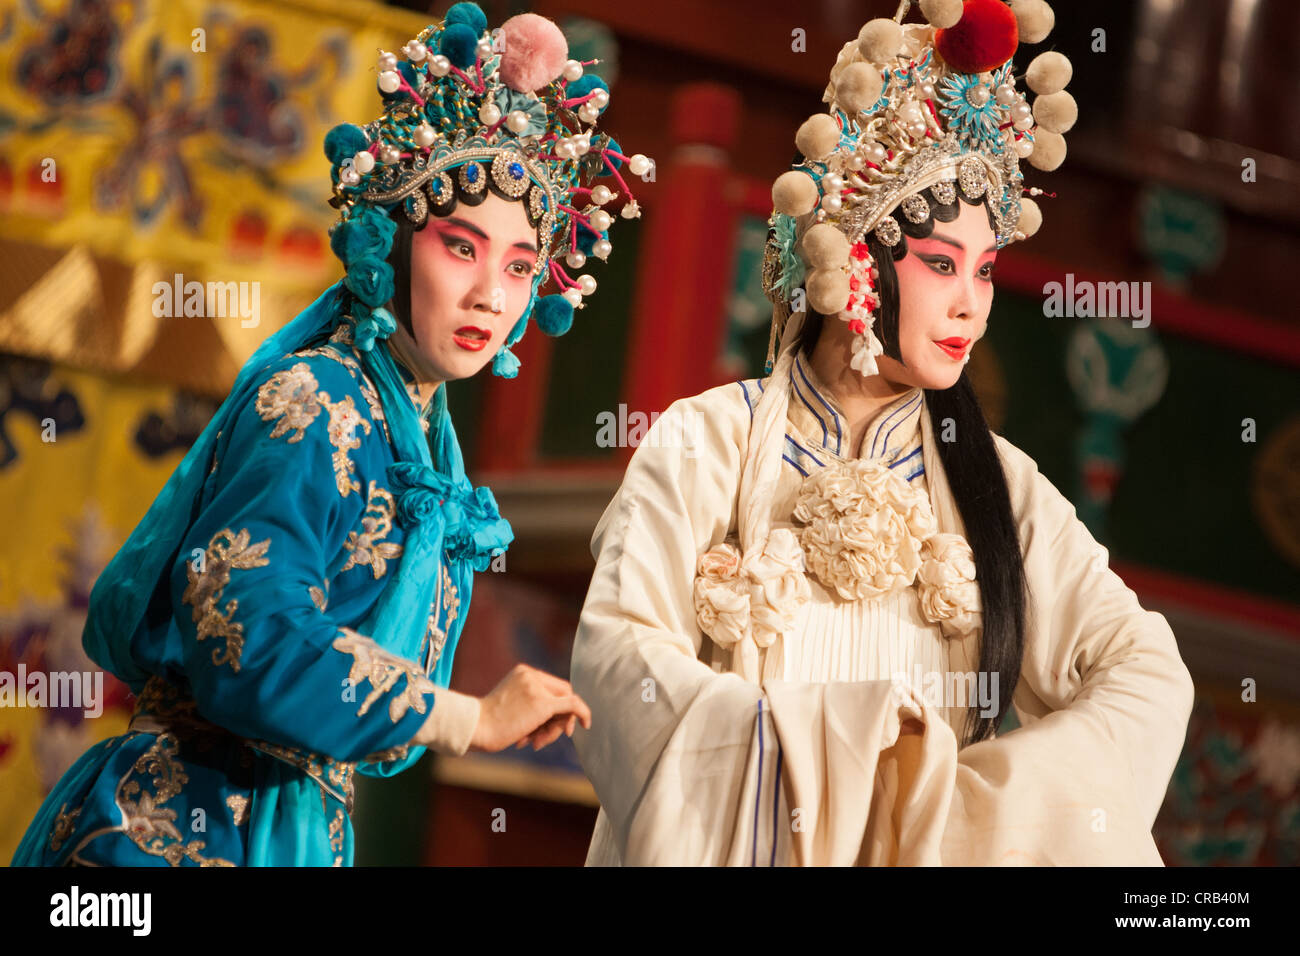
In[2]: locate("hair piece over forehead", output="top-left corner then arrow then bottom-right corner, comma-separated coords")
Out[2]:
882,187 -> 1000,261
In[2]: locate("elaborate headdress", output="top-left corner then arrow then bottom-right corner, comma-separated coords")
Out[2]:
761,0 -> 1072,375
323,2 -> 649,377
698,0 -> 1071,682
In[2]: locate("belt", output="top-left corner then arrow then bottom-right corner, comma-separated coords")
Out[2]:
129,675 -> 357,814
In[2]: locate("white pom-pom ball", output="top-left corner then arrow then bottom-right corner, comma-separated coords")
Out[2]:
1010,0 -> 1054,44
799,223 -> 850,269
773,170 -> 820,216
795,113 -> 841,160
806,269 -> 851,315
835,62 -> 884,114
919,0 -> 963,29
1026,51 -> 1072,95
1027,129 -> 1066,171
1018,197 -> 1043,238
1033,90 -> 1077,134
857,19 -> 903,63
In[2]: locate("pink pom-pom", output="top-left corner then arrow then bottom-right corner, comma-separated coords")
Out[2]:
498,13 -> 568,93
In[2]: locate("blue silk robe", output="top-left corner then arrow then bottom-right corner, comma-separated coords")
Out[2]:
12,304 -> 498,866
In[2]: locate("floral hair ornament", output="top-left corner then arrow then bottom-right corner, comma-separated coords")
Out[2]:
324,2 -> 650,377
760,0 -> 1072,376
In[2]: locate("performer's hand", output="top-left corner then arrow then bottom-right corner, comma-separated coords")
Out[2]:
513,712 -> 578,751
468,663 -> 591,753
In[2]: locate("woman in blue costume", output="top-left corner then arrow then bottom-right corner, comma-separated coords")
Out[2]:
12,3 -> 643,866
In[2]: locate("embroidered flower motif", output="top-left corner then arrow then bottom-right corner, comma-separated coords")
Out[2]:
341,482 -> 405,579
916,532 -> 982,640
792,459 -> 980,638
332,627 -> 439,723
182,527 -> 272,672
256,362 -> 374,499
256,364 -> 323,443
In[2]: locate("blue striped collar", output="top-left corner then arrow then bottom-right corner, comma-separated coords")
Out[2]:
786,351 -> 924,463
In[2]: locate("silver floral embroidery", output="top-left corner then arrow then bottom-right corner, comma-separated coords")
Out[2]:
296,331 -> 389,442
182,527 -> 272,673
333,627 -> 438,723
256,362 -> 373,498
341,482 -> 404,579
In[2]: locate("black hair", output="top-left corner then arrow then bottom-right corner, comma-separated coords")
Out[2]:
788,166 -> 1027,748
382,164 -> 543,341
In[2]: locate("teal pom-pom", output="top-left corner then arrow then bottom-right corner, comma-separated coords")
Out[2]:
440,23 -> 479,68
598,136 -> 622,176
445,2 -> 487,35
324,123 -> 369,166
575,222 -> 606,256
380,61 -> 420,100
534,294 -> 575,336
568,75 -> 609,113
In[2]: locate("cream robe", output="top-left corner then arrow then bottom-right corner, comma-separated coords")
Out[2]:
570,363 -> 1195,866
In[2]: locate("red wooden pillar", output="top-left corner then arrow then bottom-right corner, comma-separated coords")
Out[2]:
621,83 -> 742,437
473,322 -> 554,472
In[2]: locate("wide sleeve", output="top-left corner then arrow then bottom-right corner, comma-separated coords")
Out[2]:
166,355 -> 441,764
937,436 -> 1196,864
571,387 -> 944,865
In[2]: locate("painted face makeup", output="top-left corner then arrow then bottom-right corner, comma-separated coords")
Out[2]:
875,199 -> 998,391
405,191 -> 539,384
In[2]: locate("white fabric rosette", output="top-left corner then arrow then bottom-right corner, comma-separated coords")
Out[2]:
792,458 -> 981,639
693,530 -> 811,678
916,531 -> 982,640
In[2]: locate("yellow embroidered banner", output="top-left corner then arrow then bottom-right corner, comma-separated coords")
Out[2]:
0,0 -> 429,386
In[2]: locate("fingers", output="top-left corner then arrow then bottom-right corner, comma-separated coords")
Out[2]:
525,666 -> 576,697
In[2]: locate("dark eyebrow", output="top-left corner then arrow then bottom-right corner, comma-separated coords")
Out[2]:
438,217 -> 537,255
924,231 -> 998,256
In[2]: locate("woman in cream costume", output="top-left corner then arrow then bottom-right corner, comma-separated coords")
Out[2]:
571,0 -> 1193,866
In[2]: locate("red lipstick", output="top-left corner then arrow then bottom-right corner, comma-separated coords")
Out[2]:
452,325 -> 491,352
934,337 -> 970,360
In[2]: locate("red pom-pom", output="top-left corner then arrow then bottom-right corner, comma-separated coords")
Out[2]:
934,0 -> 1019,74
